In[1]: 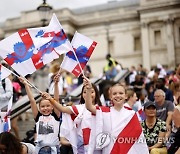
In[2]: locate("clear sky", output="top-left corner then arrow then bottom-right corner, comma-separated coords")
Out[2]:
0,0 -> 116,22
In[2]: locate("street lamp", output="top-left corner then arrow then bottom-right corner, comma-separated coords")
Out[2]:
105,22 -> 110,54
37,0 -> 53,26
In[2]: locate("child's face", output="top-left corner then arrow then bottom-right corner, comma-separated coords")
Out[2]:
83,87 -> 96,104
130,93 -> 138,104
110,86 -> 126,106
39,100 -> 53,115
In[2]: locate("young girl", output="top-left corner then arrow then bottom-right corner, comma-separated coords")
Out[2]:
83,76 -> 149,154
42,76 -> 102,154
19,76 -> 61,154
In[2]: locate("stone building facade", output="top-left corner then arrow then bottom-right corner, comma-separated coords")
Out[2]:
0,0 -> 180,77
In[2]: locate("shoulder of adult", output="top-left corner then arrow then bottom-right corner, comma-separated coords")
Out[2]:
164,100 -> 173,105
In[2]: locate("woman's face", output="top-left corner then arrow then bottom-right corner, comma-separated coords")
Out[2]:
144,106 -> 156,117
110,85 -> 126,106
83,87 -> 96,104
39,100 -> 53,115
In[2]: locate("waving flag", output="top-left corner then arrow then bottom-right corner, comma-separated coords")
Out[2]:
0,14 -> 72,76
61,31 -> 97,77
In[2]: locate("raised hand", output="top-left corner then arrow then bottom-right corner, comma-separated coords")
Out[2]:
83,75 -> 92,89
41,92 -> 52,100
18,76 -> 28,85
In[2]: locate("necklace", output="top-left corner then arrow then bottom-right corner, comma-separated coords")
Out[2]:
146,120 -> 156,128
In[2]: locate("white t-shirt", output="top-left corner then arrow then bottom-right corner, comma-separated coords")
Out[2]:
35,111 -> 60,147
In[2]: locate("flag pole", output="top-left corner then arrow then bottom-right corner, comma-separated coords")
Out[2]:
71,31 -> 85,77
2,66 -> 42,93
57,66 -> 62,75
25,79 -> 42,94
72,49 -> 85,77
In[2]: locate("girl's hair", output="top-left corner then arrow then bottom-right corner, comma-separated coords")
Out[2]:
126,88 -> 135,101
38,97 -> 50,107
80,83 -> 102,106
110,83 -> 126,93
0,132 -> 22,154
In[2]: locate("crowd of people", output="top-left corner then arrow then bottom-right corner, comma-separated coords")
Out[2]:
0,56 -> 180,153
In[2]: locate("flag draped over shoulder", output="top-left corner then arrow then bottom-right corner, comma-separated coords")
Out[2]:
60,104 -> 97,154
0,14 -> 72,76
95,106 -> 149,154
61,31 -> 97,77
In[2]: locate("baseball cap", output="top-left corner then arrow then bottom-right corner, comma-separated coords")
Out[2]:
144,101 -> 156,109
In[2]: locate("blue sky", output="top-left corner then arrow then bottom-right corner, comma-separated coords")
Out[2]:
0,0 -> 116,22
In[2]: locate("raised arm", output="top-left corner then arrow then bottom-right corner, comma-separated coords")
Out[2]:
41,92 -> 72,114
83,76 -> 96,115
19,77 -> 38,119
53,73 -> 61,117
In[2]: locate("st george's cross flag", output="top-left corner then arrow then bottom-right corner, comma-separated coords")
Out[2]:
61,31 -> 97,77
0,14 -> 73,76
60,104 -> 97,154
95,106 -> 149,154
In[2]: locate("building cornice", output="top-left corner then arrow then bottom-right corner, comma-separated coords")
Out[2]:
138,1 -> 180,14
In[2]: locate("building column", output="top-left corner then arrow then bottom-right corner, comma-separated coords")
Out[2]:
141,22 -> 151,71
166,18 -> 176,69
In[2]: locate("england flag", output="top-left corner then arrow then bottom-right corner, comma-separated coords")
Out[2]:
61,31 -> 97,77
95,106 -> 149,154
60,104 -> 98,154
0,14 -> 73,76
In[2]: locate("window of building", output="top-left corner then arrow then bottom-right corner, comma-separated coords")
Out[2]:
154,30 -> 161,45
134,36 -> 141,51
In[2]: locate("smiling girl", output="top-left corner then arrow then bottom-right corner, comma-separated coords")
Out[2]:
83,76 -> 149,154
19,76 -> 60,154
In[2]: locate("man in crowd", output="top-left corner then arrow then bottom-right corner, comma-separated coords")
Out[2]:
154,89 -> 174,132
